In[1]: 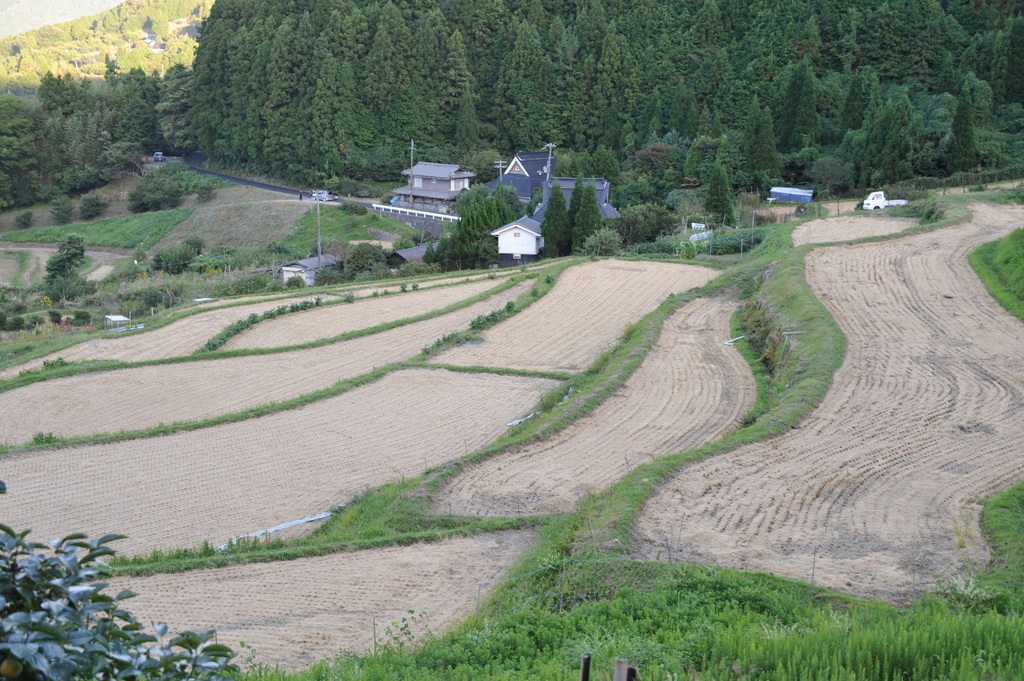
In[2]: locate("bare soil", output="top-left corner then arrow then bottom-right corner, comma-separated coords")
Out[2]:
433,297 -> 756,517
792,216 -> 918,246
152,194 -> 310,250
107,531 -> 533,669
225,279 -> 503,349
637,203 -> 1024,602
0,369 -> 557,555
0,284 -> 528,445
433,260 -> 719,373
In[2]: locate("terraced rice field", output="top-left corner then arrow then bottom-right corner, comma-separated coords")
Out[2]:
0,295 -> 332,379
0,284 -> 528,445
434,260 -> 718,373
791,215 -> 918,246
434,297 -> 755,517
0,369 -> 557,554
108,531 -> 532,669
637,203 -> 1024,601
225,279 -> 503,349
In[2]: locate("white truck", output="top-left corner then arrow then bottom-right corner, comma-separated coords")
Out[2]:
862,191 -> 908,210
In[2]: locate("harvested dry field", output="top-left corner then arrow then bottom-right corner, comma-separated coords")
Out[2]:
108,532 -> 532,668
637,203 -> 1024,601
434,297 -> 756,517
434,260 -> 718,373
0,369 -> 557,554
0,295 -> 334,379
225,278 -> 504,349
0,284 -> 527,445
792,215 -> 918,246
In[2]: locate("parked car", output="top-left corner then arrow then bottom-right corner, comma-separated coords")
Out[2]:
862,191 -> 908,210
311,190 -> 334,202
153,152 -> 166,162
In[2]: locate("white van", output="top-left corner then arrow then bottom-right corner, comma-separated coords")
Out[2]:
862,191 -> 908,210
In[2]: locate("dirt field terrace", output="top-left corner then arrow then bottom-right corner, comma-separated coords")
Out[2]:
638,203 -> 1024,602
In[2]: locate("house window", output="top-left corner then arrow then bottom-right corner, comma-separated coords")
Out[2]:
514,232 -> 521,237
413,177 -> 422,188
513,253 -> 521,259
431,178 -> 437,184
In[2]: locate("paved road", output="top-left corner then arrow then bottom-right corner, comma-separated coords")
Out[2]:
186,153 -> 349,203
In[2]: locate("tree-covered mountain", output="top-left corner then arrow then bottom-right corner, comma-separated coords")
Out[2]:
188,0 -> 1024,194
0,0 -> 211,92
0,0 -> 126,40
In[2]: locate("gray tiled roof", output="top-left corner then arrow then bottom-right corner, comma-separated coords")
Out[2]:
282,254 -> 339,270
532,178 -> 620,221
401,162 -> 475,179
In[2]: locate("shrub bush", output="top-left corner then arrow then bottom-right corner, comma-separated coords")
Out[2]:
153,243 -> 199,275
582,227 -> 622,256
5,315 -> 23,331
341,201 -> 368,215
397,262 -> 441,278
78,192 -> 107,219
13,211 -> 33,229
49,195 -> 74,224
286,275 -> 306,287
72,310 -> 91,324
0,526 -> 237,681
344,242 -> 387,277
128,169 -> 187,213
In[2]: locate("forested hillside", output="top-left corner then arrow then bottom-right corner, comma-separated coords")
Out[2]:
190,0 -> 1024,196
0,0 -> 210,92
0,0 -> 124,39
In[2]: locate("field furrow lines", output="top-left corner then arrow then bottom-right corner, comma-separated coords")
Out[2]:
224,279 -> 501,349
433,260 -> 719,373
0,284 -> 528,445
0,369 -> 557,554
434,297 -> 755,517
792,216 -> 918,246
0,295 -> 335,379
107,531 -> 532,669
638,203 -> 1024,601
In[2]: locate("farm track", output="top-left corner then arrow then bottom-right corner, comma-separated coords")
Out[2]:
637,203 -> 1024,601
107,531 -> 533,669
0,284 -> 528,445
0,369 -> 557,555
792,216 -> 918,246
434,297 -> 756,517
434,260 -> 719,373
225,279 -> 502,349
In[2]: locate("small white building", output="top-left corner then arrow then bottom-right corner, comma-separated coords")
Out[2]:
281,254 -> 338,286
491,216 -> 544,267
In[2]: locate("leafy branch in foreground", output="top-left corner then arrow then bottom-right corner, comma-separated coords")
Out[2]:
0,526 -> 237,681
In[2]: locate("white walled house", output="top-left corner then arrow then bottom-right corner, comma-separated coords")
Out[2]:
281,254 -> 338,286
392,162 -> 475,214
491,216 -> 544,267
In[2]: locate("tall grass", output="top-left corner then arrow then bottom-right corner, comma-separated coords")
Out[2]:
281,208 -> 420,252
1,208 -> 194,249
970,228 -> 1024,323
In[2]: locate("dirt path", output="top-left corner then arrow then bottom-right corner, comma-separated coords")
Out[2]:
0,284 -> 528,445
0,252 -> 21,286
433,297 -> 756,517
225,279 -> 503,349
434,260 -> 719,373
792,216 -> 918,246
636,203 -> 1024,602
107,531 -> 532,669
0,369 -> 557,554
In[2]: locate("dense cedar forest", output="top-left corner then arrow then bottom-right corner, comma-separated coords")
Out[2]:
2,0 -> 1024,211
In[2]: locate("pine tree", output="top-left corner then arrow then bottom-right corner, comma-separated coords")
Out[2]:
572,182 -> 602,252
705,163 -> 734,226
936,53 -> 957,95
541,182 -> 570,257
567,176 -> 584,233
668,83 -> 696,138
839,72 -> 867,131
991,17 -> 1024,105
455,91 -> 480,150
697,105 -> 712,137
777,59 -> 819,151
684,136 -> 705,178
948,86 -> 979,174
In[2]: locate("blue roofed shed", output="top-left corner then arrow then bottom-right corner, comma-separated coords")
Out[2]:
769,187 -> 815,203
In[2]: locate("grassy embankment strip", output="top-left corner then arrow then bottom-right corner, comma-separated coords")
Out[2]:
0,276 -> 523,394
0,208 -> 194,249
0,269 -> 566,454
0,249 -> 31,286
281,206 -> 422,247
968,225 -> 1024,595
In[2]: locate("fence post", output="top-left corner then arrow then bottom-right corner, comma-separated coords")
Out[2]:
372,616 -> 376,655
580,653 -> 592,681
558,560 -> 568,614
613,658 -> 629,681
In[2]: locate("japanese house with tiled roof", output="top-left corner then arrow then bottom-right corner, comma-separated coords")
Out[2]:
486,151 -> 556,202
392,162 -> 475,214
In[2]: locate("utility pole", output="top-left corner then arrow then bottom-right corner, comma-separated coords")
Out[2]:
408,139 -> 415,209
493,159 -> 507,176
316,197 -> 322,269
542,143 -> 556,184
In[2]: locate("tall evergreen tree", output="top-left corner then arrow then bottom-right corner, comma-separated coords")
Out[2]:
991,17 -> 1024,106
705,163 -> 734,226
572,182 -> 602,251
948,86 -> 980,173
541,182 -> 570,257
777,59 -> 819,151
567,175 -> 584,233
936,53 -> 957,95
839,72 -> 867,131
668,83 -> 697,139
742,100 -> 780,176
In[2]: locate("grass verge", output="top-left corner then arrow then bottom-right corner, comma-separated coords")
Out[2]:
969,228 -> 1024,323
281,207 -> 421,250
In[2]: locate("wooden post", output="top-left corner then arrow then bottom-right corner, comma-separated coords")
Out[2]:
613,658 -> 629,681
579,653 -> 592,681
626,666 -> 638,681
